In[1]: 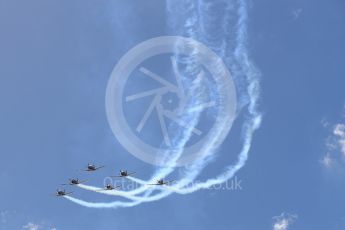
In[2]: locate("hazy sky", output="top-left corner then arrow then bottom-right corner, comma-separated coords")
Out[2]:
0,0 -> 345,229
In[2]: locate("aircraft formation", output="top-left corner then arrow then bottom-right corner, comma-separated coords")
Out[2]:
54,163 -> 175,197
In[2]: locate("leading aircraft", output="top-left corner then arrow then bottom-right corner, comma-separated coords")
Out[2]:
82,163 -> 105,172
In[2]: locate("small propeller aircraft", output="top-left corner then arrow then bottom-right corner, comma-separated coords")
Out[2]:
55,189 -> 73,197
97,184 -> 121,191
82,163 -> 105,172
148,179 -> 175,186
62,178 -> 87,186
111,170 -> 136,178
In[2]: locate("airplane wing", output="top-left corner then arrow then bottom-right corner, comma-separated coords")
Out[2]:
96,186 -> 120,191
81,166 -> 104,171
110,172 -> 136,178
148,180 -> 175,186
81,168 -> 92,172
96,188 -> 111,191
54,192 -> 73,196
63,180 -> 88,185
110,175 -> 123,178
147,183 -> 161,186
108,186 -> 121,190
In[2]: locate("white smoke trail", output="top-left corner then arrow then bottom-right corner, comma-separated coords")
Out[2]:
67,39 -> 208,205
125,0 -> 261,196
68,0 -> 205,199
65,0 -> 261,208
126,0 -> 262,193
171,0 -> 262,194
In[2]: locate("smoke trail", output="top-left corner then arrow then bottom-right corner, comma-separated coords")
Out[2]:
126,27 -> 261,196
121,0 -> 261,196
171,0 -> 262,194
71,77 -> 208,206
72,0 -> 206,195
66,0 -> 262,209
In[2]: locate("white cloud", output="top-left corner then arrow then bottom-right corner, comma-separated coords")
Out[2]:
333,124 -> 345,156
273,213 -> 297,230
320,152 -> 334,168
22,221 -> 57,230
322,121 -> 345,169
22,222 -> 56,230
22,222 -> 40,230
1,212 -> 55,230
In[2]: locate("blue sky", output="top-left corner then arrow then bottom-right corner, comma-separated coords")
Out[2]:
0,0 -> 345,229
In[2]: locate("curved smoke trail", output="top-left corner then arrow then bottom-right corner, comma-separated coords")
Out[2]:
65,0 -> 262,208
